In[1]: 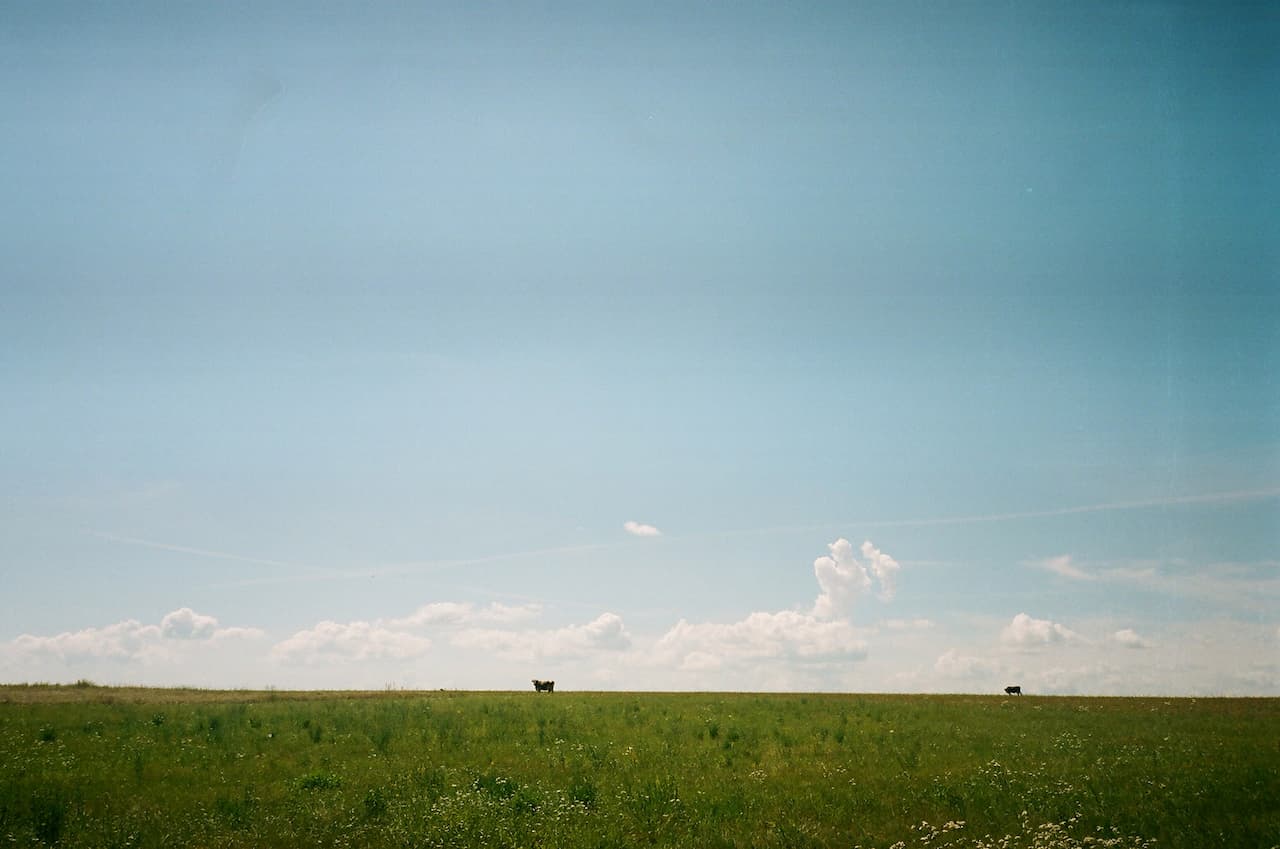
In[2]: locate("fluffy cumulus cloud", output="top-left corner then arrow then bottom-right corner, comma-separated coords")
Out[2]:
813,538 -> 900,616
623,521 -> 662,537
656,611 -> 868,670
160,607 -> 219,639
5,608 -> 263,664
10,620 -> 162,662
651,539 -> 898,677
1001,613 -> 1081,647
271,621 -> 432,664
452,613 -> 632,662
271,603 -> 630,667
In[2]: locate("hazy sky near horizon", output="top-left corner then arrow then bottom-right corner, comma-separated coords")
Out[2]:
2,1 -> 1277,694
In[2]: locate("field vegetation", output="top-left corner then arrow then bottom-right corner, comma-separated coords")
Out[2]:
1,684 -> 1276,848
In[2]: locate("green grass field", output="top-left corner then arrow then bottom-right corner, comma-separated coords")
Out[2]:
2,685 -> 1276,848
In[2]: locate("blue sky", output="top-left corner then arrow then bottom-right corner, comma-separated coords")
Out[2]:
2,1 -> 1277,694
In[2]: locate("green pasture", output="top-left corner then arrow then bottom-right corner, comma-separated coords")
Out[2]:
1,685 -> 1276,848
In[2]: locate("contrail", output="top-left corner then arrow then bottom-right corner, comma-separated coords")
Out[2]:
91,532 -> 309,571
218,71 -> 283,179
198,542 -> 614,590
859,486 -> 1280,528
374,542 -> 611,577
703,486 -> 1280,538
94,486 -> 1277,588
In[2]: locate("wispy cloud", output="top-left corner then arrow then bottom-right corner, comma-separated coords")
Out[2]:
1029,557 -> 1280,612
934,649 -> 1002,679
1112,628 -> 1152,649
885,618 -> 934,630
624,521 -> 662,537
1037,555 -> 1095,581
387,601 -> 542,629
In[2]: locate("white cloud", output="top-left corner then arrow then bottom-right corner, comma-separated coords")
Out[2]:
1030,557 -> 1279,614
1123,560 -> 1280,612
1112,628 -> 1152,649
561,612 -> 631,652
209,626 -> 267,642
656,610 -> 868,670
813,538 -> 871,617
271,620 -> 432,664
678,651 -> 723,672
861,540 -> 901,600
272,601 -> 626,667
388,601 -> 542,629
1001,613 -> 1080,647
813,538 -> 900,616
6,608 -> 262,663
160,607 -> 219,640
885,618 -> 934,630
452,612 -> 632,661
624,521 -> 662,537
11,620 -> 162,662
934,649 -> 1001,679
1038,555 -> 1094,581
648,538 -> 897,677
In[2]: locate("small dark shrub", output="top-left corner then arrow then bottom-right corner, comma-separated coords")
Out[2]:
31,789 -> 68,844
363,787 -> 389,818
214,791 -> 256,829
414,765 -> 447,798
472,773 -> 517,799
297,772 -> 342,791
569,776 -> 598,809
512,784 -> 542,815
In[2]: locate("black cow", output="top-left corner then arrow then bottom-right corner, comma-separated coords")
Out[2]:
532,679 -> 555,693
1004,685 -> 1022,695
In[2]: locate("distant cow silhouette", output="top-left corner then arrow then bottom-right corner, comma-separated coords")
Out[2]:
1005,685 -> 1022,695
532,679 -> 555,693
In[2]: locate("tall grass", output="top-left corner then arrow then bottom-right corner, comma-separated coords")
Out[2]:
1,687 -> 1276,847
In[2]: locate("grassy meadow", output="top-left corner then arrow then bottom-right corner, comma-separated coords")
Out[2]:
1,685 -> 1276,848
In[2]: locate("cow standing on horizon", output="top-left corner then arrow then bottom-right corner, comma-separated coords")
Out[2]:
1005,685 -> 1022,695
532,679 -> 555,693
